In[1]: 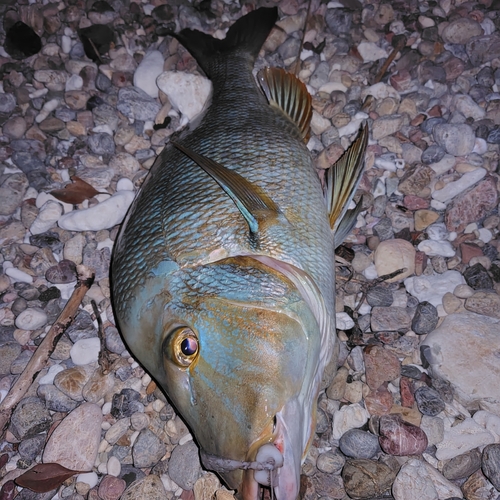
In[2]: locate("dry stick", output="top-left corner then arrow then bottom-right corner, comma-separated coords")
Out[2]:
293,0 -> 313,76
0,265 -> 95,437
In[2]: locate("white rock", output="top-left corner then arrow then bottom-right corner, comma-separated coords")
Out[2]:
35,98 -> 60,123
474,410 -> 500,442
435,417 -> 495,460
30,200 -> 63,235
70,337 -> 101,366
156,71 -> 212,121
55,282 -> 78,300
473,137 -> 488,155
331,403 -> 370,440
357,42 -> 389,62
5,267 -> 33,283
393,458 -> 462,500
422,313 -> 500,406
432,168 -> 486,203
61,35 -> 72,54
116,177 -> 134,191
134,51 -> 165,98
58,190 -> 135,231
107,455 -> 121,477
374,238 -> 416,282
426,222 -> 449,241
417,239 -> 455,257
318,81 -> 347,93
478,227 -> 493,243
362,82 -> 401,101
310,111 -> 331,135
15,307 -> 48,330
337,114 -> 367,137
76,471 -> 99,488
335,312 -> 355,330
39,364 -> 65,385
65,74 -> 84,91
362,263 -> 379,280
404,270 -> 465,307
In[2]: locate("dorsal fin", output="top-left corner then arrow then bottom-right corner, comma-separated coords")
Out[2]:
172,141 -> 280,235
257,68 -> 312,143
327,123 -> 368,238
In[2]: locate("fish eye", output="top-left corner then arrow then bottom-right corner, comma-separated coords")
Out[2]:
169,327 -> 199,367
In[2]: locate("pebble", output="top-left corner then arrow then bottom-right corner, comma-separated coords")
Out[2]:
98,475 -> 127,500
30,200 -> 63,235
463,263 -> 493,290
107,456 -> 122,477
374,239 -> 416,282
411,301 -> 438,335
43,402 -> 102,470
366,286 -> 393,307
120,474 -> 166,499
54,366 -> 92,401
133,51 -> 164,98
370,307 -> 411,332
117,87 -> 162,122
342,459 -> 395,499
442,448 -> 482,480
15,307 -> 48,330
58,191 -> 135,231
404,270 -> 465,307
378,415 -> 428,456
432,168 -> 486,203
414,386 -> 445,416
9,396 -> 51,440
70,337 -> 101,366
331,403 -> 370,440
422,313 -> 500,405
132,429 -> 167,468
481,444 -> 500,490
339,429 -> 381,459
434,124 -> 476,157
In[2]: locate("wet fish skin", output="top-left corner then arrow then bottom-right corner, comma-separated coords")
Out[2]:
112,7 -> 366,499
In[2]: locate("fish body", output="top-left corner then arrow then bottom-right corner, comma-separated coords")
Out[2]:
112,8 -> 366,499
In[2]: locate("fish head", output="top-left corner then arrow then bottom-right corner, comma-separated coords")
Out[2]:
117,256 -> 326,499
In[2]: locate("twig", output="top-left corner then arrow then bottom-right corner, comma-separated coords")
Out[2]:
0,266 -> 95,437
293,0 -> 313,76
91,299 -> 111,375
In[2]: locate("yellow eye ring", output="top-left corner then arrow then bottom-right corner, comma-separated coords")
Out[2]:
171,327 -> 199,367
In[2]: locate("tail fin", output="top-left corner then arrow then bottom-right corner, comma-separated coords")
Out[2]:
172,7 -> 278,79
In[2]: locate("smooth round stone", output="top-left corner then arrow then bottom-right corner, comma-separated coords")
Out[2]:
442,448 -> 482,480
54,366 -> 92,401
132,428 -> 167,469
37,384 -> 78,412
105,417 -> 130,445
70,337 -> 101,366
434,124 -> 475,156
119,474 -> 166,499
133,50 -> 164,98
411,301 -> 438,335
379,415 -> 428,456
76,471 -> 99,488
374,239 -> 415,283
342,459 -> 396,499
339,428 -> 381,459
421,144 -> 445,165
15,307 -> 48,330
442,18 -> 483,44
482,443 -> 500,490
463,262 -> 493,290
30,200 -> 63,236
326,366 -> 348,400
3,116 -> 27,139
420,415 -> 444,447
98,475 -> 127,500
332,403 -> 370,440
10,396 -> 51,439
130,412 -> 149,432
107,456 -> 122,477
363,345 -> 401,390
414,386 -> 445,416
0,173 -> 28,216
88,132 -> 115,155
316,449 -> 345,474
18,434 -> 46,460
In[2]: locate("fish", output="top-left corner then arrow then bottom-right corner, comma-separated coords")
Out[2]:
111,7 -> 367,500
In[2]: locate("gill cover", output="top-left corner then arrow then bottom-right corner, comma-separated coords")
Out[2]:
117,256 -> 322,492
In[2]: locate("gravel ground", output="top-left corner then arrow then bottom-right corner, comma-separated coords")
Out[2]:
1,0 -> 500,499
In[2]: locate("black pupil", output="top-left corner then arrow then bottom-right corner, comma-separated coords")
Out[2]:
181,337 -> 197,356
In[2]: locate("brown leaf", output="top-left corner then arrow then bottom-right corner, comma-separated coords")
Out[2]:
15,463 -> 86,493
50,176 -> 105,204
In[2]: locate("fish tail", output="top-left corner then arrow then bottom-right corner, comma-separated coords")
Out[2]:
173,7 -> 278,79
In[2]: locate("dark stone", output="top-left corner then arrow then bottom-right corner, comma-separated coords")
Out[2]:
366,286 -> 393,307
18,434 -> 46,460
400,365 -> 423,379
342,459 -> 395,499
29,232 -> 63,254
442,448 -> 481,480
4,21 -> 42,60
118,465 -> 146,487
378,415 -> 428,456
45,259 -> 77,284
417,60 -> 446,84
65,309 -> 97,342
111,388 -> 141,418
411,301 -> 438,334
79,24 -> 114,62
105,326 -> 126,354
0,342 -> 22,376
37,384 -> 78,412
490,263 -> 500,283
9,397 -> 51,440
482,443 -> 500,490
339,429 -> 381,459
96,72 -> 112,92
0,93 -> 16,116
421,144 -> 445,165
83,245 -> 110,281
469,85 -> 489,103
325,9 -> 352,35
463,263 -> 493,290
487,127 -> 500,144
414,385 -> 445,416
477,66 -> 494,88
420,117 -> 446,135
315,407 -> 330,435
38,286 -> 61,302
16,285 -> 40,301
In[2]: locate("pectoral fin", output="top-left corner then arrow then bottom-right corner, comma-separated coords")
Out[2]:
172,141 -> 280,235
327,123 -> 368,242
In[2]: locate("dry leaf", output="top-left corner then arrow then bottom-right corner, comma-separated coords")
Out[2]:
50,176 -> 105,204
15,463 -> 86,493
